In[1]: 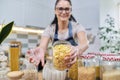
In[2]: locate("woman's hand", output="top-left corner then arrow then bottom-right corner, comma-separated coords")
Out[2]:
27,47 -> 45,66
64,46 -> 78,68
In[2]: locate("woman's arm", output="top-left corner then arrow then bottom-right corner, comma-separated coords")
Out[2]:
37,36 -> 50,66
28,36 -> 50,66
39,36 -> 50,53
65,31 -> 89,67
77,31 -> 89,56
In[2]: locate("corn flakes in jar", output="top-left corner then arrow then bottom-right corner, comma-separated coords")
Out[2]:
53,41 -> 71,71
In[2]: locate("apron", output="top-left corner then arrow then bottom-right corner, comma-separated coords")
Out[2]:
53,22 -> 77,46
53,22 -> 78,80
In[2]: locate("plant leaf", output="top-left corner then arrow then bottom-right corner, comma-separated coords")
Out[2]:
0,21 -> 14,44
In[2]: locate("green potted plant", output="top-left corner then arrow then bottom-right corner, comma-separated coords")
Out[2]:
0,21 -> 14,51
98,15 -> 120,53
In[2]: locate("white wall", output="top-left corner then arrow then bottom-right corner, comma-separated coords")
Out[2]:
100,0 -> 120,27
0,0 -> 100,53
0,0 -> 55,27
0,0 -> 99,28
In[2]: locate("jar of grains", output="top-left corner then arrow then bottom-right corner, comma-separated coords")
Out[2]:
78,54 -> 96,80
53,41 -> 71,71
100,55 -> 120,80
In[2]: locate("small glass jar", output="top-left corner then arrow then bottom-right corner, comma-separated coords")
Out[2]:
42,56 -> 66,80
100,56 -> 120,80
78,54 -> 96,80
53,41 -> 71,71
21,55 -> 38,80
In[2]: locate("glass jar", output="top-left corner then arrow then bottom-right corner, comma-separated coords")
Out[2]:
68,60 -> 78,80
78,54 -> 96,80
53,41 -> 71,71
21,55 -> 38,80
42,56 -> 66,80
100,56 -> 120,80
116,56 -> 120,69
9,44 -> 20,71
88,52 -> 101,80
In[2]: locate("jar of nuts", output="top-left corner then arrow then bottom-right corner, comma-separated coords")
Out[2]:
53,41 -> 71,71
78,54 -> 96,80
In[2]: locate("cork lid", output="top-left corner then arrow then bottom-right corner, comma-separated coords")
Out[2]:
7,71 -> 24,80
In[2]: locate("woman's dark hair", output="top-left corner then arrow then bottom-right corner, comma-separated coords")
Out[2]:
51,0 -> 77,25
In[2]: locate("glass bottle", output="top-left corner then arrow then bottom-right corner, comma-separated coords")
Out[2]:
78,54 -> 96,80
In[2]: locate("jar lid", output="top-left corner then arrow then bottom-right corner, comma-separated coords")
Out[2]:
7,71 -> 24,79
102,56 -> 120,61
88,52 -> 100,55
46,56 -> 52,60
99,53 -> 116,56
53,40 -> 71,46
0,51 -> 4,55
80,54 -> 95,59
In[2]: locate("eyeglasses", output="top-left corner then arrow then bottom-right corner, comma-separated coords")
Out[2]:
56,7 -> 71,13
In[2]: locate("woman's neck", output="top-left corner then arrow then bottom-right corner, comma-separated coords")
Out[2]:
58,21 -> 69,30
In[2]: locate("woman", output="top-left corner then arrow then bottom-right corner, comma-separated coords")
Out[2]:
28,0 -> 88,69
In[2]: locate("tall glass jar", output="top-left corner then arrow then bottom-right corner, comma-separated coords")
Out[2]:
88,52 -> 101,80
9,44 -> 20,71
78,54 -> 96,80
100,56 -> 120,80
53,41 -> 71,71
42,56 -> 66,80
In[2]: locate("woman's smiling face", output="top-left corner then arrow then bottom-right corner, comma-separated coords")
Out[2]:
55,0 -> 72,22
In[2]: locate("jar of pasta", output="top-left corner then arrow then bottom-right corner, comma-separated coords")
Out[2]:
100,56 -> 120,80
78,54 -> 96,80
53,41 -> 71,71
88,52 -> 101,80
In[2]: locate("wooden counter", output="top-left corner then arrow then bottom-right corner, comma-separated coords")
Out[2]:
38,72 -> 43,80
